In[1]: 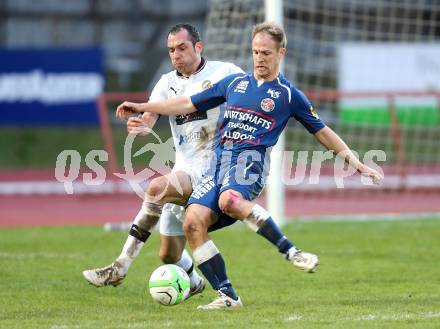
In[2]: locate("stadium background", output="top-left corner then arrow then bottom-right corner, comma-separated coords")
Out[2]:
2,2 -> 440,328
1,0 -> 440,227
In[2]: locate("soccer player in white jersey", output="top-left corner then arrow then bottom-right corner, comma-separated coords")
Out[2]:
116,22 -> 384,310
83,24 -> 242,295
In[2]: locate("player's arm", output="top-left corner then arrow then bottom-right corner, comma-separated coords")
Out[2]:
116,73 -> 238,120
290,88 -> 383,184
313,126 -> 383,184
116,96 -> 196,120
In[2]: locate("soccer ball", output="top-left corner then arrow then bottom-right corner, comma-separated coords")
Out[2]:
148,264 -> 190,306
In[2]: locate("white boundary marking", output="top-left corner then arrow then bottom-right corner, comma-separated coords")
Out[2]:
295,212 -> 440,222
284,311 -> 440,322
1,173 -> 440,195
102,212 -> 440,232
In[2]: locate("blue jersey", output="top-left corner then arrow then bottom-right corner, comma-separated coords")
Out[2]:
190,72 -> 325,156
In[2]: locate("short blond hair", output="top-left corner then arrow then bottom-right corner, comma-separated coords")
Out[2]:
252,22 -> 287,49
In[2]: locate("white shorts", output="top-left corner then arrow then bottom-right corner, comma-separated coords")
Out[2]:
159,203 -> 185,236
159,160 -> 210,236
173,161 -> 208,190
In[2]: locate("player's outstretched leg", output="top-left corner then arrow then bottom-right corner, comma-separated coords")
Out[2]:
244,204 -> 319,273
220,190 -> 319,273
183,205 -> 242,310
82,200 -> 162,287
192,240 -> 242,310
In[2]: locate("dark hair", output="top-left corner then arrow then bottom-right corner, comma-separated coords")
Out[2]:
168,23 -> 201,46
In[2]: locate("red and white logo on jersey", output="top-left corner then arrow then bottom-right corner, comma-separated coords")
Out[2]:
260,98 -> 275,112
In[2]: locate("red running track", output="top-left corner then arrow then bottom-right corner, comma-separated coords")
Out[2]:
1,190 -> 440,227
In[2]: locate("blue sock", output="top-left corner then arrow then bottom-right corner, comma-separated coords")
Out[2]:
198,253 -> 238,300
257,217 -> 294,255
197,261 -> 220,290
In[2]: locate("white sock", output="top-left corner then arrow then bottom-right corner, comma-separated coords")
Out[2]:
193,240 -> 220,265
115,202 -> 161,276
115,235 -> 144,276
133,201 -> 162,227
243,204 -> 270,232
174,249 -> 202,290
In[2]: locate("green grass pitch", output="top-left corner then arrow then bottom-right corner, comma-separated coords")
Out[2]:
1,218 -> 440,329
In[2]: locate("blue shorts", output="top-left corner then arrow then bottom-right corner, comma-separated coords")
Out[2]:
188,154 -> 266,231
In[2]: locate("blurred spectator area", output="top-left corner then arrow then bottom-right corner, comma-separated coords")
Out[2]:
0,0 -> 208,91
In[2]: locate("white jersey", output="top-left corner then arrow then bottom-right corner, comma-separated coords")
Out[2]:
149,59 -> 243,184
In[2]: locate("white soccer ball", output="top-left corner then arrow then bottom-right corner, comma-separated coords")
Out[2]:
148,264 -> 190,306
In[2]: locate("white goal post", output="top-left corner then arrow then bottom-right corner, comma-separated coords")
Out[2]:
264,0 -> 286,225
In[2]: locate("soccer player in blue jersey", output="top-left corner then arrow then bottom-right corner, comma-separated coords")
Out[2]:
116,22 -> 383,310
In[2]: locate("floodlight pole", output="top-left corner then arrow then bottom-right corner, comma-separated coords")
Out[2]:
265,0 -> 286,225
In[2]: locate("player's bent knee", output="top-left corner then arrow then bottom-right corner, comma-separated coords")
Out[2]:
219,190 -> 243,217
145,177 -> 167,202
